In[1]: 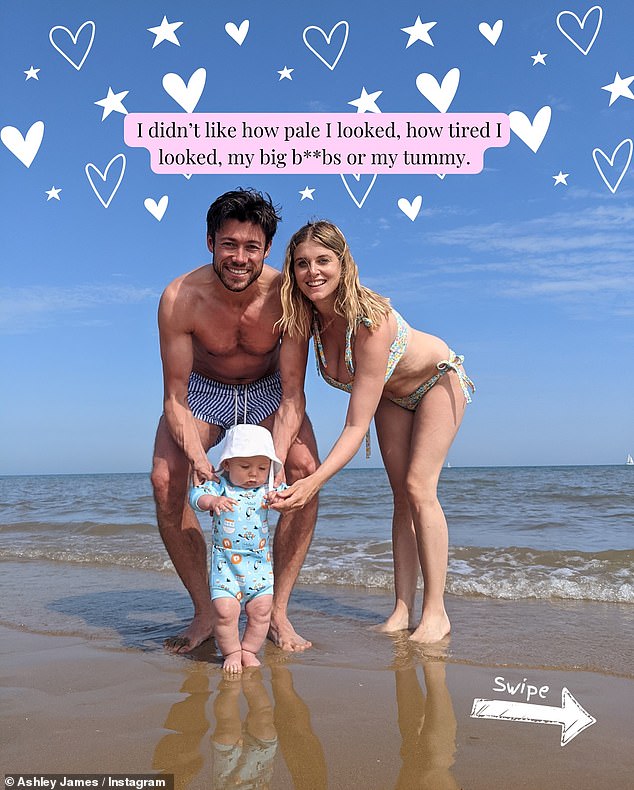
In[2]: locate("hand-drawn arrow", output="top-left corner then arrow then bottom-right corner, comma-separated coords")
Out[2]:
470,687 -> 596,746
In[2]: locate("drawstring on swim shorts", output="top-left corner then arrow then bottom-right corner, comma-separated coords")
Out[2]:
232,383 -> 249,425
230,384 -> 274,488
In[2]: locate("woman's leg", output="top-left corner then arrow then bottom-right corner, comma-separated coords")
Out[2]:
406,373 -> 466,643
374,399 -> 418,631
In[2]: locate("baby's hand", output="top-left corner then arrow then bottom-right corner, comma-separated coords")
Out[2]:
210,496 -> 237,515
263,484 -> 287,508
263,491 -> 278,509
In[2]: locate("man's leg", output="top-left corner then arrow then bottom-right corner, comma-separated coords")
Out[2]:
151,415 -> 222,653
269,415 -> 319,651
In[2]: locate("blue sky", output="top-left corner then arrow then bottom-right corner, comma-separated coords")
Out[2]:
1,0 -> 633,475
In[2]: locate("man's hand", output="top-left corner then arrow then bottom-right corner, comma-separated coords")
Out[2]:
192,457 -> 218,487
273,465 -> 287,489
269,474 -> 321,512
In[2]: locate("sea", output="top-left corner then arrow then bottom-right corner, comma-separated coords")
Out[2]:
1,465 -> 633,673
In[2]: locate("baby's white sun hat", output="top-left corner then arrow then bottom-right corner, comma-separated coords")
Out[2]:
219,424 -> 283,484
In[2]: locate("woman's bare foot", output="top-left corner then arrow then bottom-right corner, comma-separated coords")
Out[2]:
409,611 -> 451,644
241,649 -> 261,668
223,650 -> 243,674
370,602 -> 412,633
164,612 -> 214,654
268,615 -> 312,651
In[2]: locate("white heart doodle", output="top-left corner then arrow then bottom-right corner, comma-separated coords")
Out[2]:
1,121 -> 44,168
415,68 -> 460,113
398,195 -> 423,222
592,139 -> 632,194
556,6 -> 602,56
225,20 -> 249,46
49,20 -> 95,71
162,68 -> 206,113
479,20 -> 503,45
144,195 -> 169,221
303,21 -> 349,71
340,173 -> 377,208
509,106 -> 552,153
85,153 -> 126,208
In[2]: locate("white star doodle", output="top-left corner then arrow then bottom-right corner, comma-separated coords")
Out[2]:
531,51 -> 548,66
24,66 -> 40,81
278,66 -> 294,81
601,72 -> 634,107
147,16 -> 183,49
94,87 -> 129,120
401,16 -> 436,48
348,87 -> 382,113
552,171 -> 569,185
45,186 -> 62,201
299,186 -> 315,201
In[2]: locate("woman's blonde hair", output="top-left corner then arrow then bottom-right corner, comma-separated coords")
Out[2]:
278,220 -> 391,339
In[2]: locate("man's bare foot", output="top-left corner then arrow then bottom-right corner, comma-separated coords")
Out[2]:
164,612 -> 214,654
268,616 -> 312,652
409,612 -> 451,644
241,649 -> 261,668
223,650 -> 243,674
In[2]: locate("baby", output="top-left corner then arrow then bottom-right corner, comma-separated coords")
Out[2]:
189,424 -> 286,673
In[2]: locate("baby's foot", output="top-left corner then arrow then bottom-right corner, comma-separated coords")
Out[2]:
223,650 -> 243,674
242,649 -> 261,668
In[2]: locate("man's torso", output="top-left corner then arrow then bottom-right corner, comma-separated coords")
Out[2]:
172,264 -> 283,384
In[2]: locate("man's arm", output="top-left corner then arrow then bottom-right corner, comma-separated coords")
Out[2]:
158,285 -> 214,485
272,334 -> 310,468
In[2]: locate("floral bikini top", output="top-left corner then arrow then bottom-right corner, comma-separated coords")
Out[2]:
312,310 -> 409,458
312,310 -> 410,392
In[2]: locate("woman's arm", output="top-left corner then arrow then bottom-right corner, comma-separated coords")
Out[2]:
271,334 -> 310,468
271,320 -> 392,510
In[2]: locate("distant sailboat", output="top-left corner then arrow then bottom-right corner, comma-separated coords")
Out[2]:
446,461 -> 452,468
627,453 -> 634,466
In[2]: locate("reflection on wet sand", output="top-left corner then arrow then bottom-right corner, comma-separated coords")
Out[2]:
152,662 -> 210,790
152,636 -> 459,789
152,661 -> 326,789
391,635 -> 459,790
271,664 -> 328,789
211,672 -> 277,788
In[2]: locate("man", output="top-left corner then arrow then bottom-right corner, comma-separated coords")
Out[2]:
150,189 -> 318,653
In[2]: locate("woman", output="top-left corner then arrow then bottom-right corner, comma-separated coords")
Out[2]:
271,221 -> 474,643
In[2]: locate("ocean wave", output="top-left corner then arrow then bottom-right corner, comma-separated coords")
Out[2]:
298,544 -> 634,604
0,520 -> 157,534
1,537 -> 632,604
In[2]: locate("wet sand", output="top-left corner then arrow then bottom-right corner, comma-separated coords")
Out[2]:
3,583 -> 634,790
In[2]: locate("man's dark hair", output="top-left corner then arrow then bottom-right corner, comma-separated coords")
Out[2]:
206,188 -> 282,247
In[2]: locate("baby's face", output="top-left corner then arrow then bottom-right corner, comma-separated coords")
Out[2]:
224,455 -> 271,488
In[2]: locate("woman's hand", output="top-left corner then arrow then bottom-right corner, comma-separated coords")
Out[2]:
268,474 -> 322,512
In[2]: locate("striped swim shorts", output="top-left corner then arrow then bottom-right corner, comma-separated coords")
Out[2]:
187,370 -> 282,446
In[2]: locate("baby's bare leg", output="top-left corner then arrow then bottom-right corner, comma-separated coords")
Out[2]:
212,597 -> 242,674
242,594 -> 273,667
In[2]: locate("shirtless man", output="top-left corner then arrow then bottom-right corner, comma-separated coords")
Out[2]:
150,189 -> 318,653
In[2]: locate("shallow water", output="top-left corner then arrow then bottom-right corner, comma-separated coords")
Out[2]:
1,466 -> 632,603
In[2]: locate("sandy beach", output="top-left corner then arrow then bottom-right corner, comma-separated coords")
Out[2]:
3,577 -> 634,790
